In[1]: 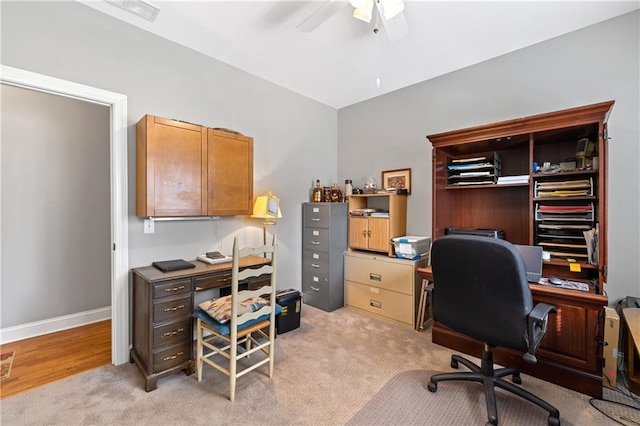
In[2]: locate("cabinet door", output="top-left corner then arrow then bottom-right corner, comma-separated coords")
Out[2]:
368,217 -> 390,252
348,217 -> 369,250
137,115 -> 207,217
207,129 -> 253,215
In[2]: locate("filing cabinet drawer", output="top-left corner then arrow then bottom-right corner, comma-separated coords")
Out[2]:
153,317 -> 191,348
303,203 -> 331,228
153,278 -> 192,299
344,255 -> 413,295
152,342 -> 190,373
303,227 -> 330,251
302,253 -> 329,275
153,294 -> 191,323
345,280 -> 414,325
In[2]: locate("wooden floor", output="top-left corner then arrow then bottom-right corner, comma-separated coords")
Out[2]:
0,320 -> 111,399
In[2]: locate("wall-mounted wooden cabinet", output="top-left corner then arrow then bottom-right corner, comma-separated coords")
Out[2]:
347,193 -> 407,256
136,115 -> 253,217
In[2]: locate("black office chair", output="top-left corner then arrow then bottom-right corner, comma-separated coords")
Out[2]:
427,235 -> 560,426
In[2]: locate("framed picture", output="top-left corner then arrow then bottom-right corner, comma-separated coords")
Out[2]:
381,168 -> 411,194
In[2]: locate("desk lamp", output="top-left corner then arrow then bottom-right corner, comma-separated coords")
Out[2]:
251,191 -> 282,247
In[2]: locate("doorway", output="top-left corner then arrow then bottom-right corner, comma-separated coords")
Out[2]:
0,65 -> 129,365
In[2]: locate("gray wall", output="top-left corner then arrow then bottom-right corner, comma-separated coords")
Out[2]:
1,2 -> 637,329
1,1 -> 338,326
1,85 -> 111,327
338,10 -> 640,305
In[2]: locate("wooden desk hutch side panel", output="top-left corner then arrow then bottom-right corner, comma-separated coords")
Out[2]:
136,115 -> 208,217
426,101 -> 614,397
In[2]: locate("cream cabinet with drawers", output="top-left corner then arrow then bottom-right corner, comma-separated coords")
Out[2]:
344,250 -> 428,328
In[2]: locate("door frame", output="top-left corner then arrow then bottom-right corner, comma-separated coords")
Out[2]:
1,65 -> 130,365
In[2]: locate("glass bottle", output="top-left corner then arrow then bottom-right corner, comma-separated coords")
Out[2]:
330,183 -> 343,203
344,179 -> 353,198
312,180 -> 323,202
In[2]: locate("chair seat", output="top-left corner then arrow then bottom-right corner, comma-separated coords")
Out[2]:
193,304 -> 282,337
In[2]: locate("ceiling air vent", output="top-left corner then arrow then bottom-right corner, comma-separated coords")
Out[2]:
105,0 -> 160,22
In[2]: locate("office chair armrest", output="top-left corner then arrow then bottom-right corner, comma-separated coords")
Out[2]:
523,303 -> 557,364
427,283 -> 435,321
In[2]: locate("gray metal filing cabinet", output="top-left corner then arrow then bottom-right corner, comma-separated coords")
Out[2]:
302,202 -> 348,311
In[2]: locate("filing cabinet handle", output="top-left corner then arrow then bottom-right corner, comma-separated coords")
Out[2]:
310,241 -> 320,245
311,218 -> 320,222
163,351 -> 184,362
370,300 -> 382,309
163,304 -> 185,312
311,263 -> 320,268
164,285 -> 185,293
310,286 -> 320,292
162,327 -> 184,338
369,273 -> 382,281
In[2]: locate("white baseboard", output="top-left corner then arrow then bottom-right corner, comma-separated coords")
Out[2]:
0,307 -> 111,344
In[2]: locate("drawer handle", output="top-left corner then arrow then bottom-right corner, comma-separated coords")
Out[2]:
370,300 -> 382,309
164,285 -> 185,293
369,273 -> 382,281
163,351 -> 184,362
163,304 -> 185,312
311,263 -> 320,268
310,241 -> 320,245
310,286 -> 320,292
162,327 -> 184,337
311,218 -> 320,221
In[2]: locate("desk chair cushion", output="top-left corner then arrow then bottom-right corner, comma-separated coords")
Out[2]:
199,293 -> 271,324
193,304 -> 283,337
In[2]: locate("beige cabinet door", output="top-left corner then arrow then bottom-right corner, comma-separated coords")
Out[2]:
207,129 -> 253,215
367,217 -> 390,252
348,217 -> 369,250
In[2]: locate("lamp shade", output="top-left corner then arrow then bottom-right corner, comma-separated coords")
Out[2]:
251,191 -> 282,219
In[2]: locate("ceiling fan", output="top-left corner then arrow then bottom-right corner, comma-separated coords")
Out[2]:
297,0 -> 408,41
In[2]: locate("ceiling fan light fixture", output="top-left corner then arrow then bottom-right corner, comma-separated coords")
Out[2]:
380,0 -> 405,20
353,0 -> 374,23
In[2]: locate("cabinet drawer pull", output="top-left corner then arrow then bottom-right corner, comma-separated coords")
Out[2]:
311,218 -> 320,221
310,241 -> 320,245
370,300 -> 382,309
163,351 -> 184,362
310,286 -> 320,292
163,304 -> 185,312
369,273 -> 382,281
367,230 -> 372,237
311,263 -> 320,268
164,285 -> 185,293
162,327 -> 184,337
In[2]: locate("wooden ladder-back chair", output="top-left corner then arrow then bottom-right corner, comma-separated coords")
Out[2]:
193,236 -> 279,401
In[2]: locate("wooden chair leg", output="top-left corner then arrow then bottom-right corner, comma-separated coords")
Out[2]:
196,319 -> 204,382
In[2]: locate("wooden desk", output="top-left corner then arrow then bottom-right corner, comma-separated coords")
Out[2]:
130,256 -> 270,391
417,266 -> 608,397
623,308 -> 640,394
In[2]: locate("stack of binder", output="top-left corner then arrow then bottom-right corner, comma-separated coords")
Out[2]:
446,153 -> 501,186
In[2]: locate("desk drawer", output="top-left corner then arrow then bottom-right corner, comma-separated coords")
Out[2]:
153,317 -> 191,348
194,272 -> 233,291
153,279 -> 192,299
152,342 -> 190,373
345,280 -> 413,325
345,255 -> 413,295
153,294 -> 191,323
303,203 -> 331,228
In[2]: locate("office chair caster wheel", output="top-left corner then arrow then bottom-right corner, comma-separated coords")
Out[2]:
427,381 -> 437,392
451,359 -> 459,369
512,372 -> 522,384
548,415 -> 560,426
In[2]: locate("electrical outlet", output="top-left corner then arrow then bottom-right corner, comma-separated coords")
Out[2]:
143,218 -> 154,234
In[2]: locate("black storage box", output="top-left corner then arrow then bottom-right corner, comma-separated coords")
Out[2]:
275,289 -> 301,334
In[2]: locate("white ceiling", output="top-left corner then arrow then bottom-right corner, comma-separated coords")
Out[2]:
79,1 -> 639,109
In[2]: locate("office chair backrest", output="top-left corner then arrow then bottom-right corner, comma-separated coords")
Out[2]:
431,235 -> 534,350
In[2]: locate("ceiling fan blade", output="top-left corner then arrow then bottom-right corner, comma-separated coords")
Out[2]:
297,0 -> 349,32
376,0 -> 408,41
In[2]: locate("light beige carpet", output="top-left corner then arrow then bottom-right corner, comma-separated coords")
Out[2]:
1,305 -> 637,425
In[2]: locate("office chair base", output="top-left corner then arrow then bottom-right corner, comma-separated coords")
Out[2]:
428,350 -> 560,426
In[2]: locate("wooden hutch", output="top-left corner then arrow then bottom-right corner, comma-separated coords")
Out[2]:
425,101 -> 614,397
